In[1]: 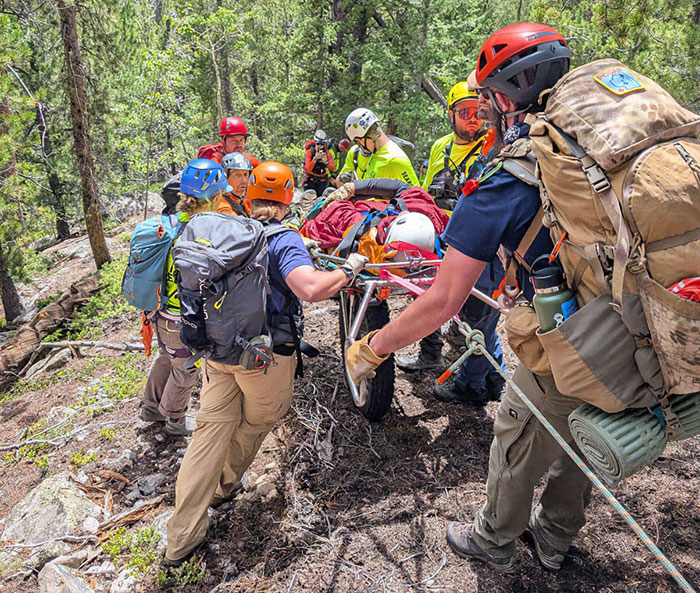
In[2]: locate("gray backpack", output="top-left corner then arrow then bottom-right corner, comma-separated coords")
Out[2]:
172,212 -> 271,365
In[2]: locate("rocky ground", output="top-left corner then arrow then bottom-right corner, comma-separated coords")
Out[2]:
0,215 -> 698,593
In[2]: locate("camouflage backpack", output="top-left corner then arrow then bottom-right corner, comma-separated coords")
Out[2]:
524,59 -> 700,417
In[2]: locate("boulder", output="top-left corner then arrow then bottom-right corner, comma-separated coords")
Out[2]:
110,568 -> 139,593
38,563 -> 94,593
25,349 -> 73,379
1,473 -> 103,569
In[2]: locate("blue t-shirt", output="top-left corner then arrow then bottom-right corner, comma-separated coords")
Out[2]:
443,125 -> 552,300
267,227 -> 313,317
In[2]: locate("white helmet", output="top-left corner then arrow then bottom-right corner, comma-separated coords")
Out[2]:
345,108 -> 379,141
314,129 -> 327,143
384,212 -> 436,260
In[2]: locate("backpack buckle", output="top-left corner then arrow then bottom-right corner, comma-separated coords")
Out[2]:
583,162 -> 611,193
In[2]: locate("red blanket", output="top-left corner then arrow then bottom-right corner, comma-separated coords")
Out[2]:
303,187 -> 449,249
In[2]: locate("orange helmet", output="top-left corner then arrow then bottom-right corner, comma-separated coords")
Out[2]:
248,162 -> 294,205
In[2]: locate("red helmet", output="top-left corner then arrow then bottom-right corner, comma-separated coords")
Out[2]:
338,138 -> 351,152
218,116 -> 250,137
476,23 -> 570,108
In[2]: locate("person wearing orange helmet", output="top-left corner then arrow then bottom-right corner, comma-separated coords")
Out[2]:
165,162 -> 367,567
196,116 -> 260,168
345,23 -> 581,574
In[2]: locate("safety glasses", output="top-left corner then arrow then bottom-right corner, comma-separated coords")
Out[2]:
455,106 -> 479,120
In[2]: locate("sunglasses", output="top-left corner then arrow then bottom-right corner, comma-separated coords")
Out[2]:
455,106 -> 479,120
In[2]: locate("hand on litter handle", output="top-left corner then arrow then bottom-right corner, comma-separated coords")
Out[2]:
345,330 -> 389,385
322,182 -> 354,208
302,235 -> 320,251
341,253 -> 368,282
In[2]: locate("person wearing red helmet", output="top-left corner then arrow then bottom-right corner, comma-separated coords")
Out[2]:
345,23 -> 582,574
197,116 -> 260,168
165,162 -> 368,567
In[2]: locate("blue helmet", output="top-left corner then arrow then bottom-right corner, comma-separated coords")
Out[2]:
180,159 -> 231,199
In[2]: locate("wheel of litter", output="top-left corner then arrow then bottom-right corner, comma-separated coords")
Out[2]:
339,292 -> 394,422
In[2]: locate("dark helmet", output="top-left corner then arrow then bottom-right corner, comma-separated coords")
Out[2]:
476,23 -> 570,109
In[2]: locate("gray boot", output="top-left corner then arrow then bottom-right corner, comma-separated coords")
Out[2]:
165,416 -> 192,437
396,331 -> 444,372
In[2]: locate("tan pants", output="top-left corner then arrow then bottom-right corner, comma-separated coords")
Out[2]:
142,315 -> 199,419
166,355 -> 295,561
472,363 -> 592,559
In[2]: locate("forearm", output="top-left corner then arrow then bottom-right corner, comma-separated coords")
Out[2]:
294,269 -> 348,302
369,286 -> 462,356
368,250 -> 486,356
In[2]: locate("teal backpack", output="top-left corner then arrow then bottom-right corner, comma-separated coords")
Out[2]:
122,214 -> 185,312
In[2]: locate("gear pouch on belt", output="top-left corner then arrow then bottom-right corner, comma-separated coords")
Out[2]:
536,294 -> 658,412
238,334 -> 274,371
504,303 -> 552,377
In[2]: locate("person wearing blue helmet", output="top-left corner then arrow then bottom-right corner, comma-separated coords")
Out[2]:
140,159 -> 232,437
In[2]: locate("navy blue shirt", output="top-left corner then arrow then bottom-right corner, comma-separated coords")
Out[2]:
443,125 -> 552,300
267,227 -> 313,317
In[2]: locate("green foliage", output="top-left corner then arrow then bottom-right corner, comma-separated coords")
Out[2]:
69,449 -> 98,467
157,556 -> 205,587
13,415 -> 75,462
45,252 -> 136,342
99,427 -> 117,440
102,526 -> 163,578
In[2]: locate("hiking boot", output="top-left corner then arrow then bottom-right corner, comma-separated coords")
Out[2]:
210,483 -> 244,509
433,379 -> 490,405
446,522 -> 517,573
486,374 -> 506,402
162,550 -> 194,569
165,416 -> 192,437
524,517 -> 565,571
140,406 -> 166,423
396,351 -> 445,372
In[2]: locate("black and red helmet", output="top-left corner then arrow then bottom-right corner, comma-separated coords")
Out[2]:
476,23 -> 570,108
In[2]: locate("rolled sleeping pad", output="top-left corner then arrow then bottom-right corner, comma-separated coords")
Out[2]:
569,392 -> 700,486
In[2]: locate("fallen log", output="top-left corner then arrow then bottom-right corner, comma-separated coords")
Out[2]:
0,276 -> 101,390
37,340 -> 144,352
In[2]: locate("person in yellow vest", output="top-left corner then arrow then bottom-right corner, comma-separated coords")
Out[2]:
341,107 -> 418,186
423,82 -> 487,211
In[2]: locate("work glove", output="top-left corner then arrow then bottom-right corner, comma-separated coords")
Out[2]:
301,236 -> 321,260
322,182 -> 354,208
345,330 -> 389,385
337,171 -> 353,184
341,253 -> 368,281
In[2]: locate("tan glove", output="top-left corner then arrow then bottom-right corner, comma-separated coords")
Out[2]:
345,330 -> 389,385
322,182 -> 354,207
302,236 -> 320,251
341,253 -> 368,281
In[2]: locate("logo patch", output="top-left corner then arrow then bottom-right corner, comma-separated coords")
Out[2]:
594,66 -> 645,96
509,408 -> 518,419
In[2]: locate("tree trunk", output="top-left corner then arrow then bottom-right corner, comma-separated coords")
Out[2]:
0,95 -> 25,322
0,243 -> 24,323
154,0 -> 162,23
216,0 -> 233,114
37,104 -> 71,240
57,0 -> 111,268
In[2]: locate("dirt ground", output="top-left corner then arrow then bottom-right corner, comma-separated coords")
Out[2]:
0,231 -> 698,593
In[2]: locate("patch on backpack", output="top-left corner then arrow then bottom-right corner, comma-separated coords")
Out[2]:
509,408 -> 518,419
593,66 -> 645,96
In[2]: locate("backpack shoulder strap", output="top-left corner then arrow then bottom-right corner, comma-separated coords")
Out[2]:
495,138 -> 540,187
263,220 -> 295,239
546,122 -> 634,311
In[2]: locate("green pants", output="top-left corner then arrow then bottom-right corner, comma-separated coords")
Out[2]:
472,363 -> 592,558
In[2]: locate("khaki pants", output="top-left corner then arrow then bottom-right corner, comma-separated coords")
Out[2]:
142,315 -> 199,419
166,355 -> 295,561
472,363 -> 592,559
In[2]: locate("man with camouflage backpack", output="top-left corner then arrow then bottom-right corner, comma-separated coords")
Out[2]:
164,162 -> 368,567
346,21 -> 700,573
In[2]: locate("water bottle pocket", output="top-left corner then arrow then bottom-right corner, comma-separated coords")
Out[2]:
536,294 -> 657,412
